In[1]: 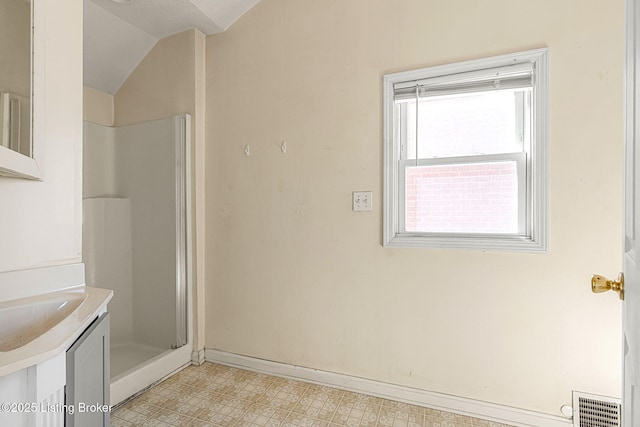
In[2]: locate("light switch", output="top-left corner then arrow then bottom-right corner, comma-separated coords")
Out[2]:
353,191 -> 372,211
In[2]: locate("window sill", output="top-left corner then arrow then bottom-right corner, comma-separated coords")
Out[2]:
383,233 -> 548,252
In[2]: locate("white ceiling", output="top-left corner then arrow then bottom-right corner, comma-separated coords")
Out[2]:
84,0 -> 261,94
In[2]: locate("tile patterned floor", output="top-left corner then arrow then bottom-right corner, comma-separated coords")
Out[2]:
111,362 -> 513,427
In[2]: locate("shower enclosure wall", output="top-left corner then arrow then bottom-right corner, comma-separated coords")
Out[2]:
82,115 -> 191,405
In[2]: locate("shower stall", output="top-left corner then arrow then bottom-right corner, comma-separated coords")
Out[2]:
82,115 -> 192,405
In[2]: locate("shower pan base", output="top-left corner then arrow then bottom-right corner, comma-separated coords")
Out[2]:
111,342 -> 165,378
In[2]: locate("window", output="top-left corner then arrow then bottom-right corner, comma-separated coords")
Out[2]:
383,49 -> 548,251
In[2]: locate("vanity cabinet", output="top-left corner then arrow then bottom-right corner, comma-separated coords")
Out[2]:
65,312 -> 110,427
0,301 -> 111,427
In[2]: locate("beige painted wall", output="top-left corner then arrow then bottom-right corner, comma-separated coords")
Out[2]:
84,86 -> 114,126
115,29 -> 197,127
205,0 -> 624,416
112,28 -> 207,352
0,0 -> 82,272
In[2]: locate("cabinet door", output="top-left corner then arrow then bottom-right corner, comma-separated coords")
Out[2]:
65,312 -> 110,427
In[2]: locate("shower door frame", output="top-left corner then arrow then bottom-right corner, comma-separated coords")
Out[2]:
174,114 -> 189,349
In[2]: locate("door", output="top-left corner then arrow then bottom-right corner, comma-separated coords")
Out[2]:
66,313 -> 110,427
624,0 -> 640,424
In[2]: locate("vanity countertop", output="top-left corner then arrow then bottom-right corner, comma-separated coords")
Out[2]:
0,285 -> 113,377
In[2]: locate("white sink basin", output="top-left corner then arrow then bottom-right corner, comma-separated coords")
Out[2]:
0,292 -> 88,352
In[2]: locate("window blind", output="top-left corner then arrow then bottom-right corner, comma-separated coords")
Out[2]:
394,62 -> 534,100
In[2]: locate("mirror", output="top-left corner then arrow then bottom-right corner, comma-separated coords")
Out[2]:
0,0 -> 40,180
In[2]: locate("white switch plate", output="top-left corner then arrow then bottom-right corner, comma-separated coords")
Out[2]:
353,191 -> 372,211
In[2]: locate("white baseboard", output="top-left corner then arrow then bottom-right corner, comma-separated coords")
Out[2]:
191,349 -> 205,365
205,349 -> 572,427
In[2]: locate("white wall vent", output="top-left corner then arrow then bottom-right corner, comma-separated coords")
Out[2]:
573,392 -> 621,427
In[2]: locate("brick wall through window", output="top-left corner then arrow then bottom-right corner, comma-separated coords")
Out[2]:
404,161 -> 518,234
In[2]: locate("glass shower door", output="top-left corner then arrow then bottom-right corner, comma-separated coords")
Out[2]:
83,114 -> 190,386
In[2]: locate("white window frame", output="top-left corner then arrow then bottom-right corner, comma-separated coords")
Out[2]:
383,48 -> 549,252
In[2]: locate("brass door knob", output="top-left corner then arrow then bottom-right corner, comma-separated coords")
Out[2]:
591,273 -> 624,300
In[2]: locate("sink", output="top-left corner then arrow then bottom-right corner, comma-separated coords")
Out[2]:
0,292 -> 88,352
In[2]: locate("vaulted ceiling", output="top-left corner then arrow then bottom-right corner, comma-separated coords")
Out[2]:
84,0 -> 261,94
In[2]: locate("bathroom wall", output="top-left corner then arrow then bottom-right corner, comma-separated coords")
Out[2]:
0,0 -> 82,273
84,86 -> 114,127
82,122 -> 115,198
205,0 -> 624,417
